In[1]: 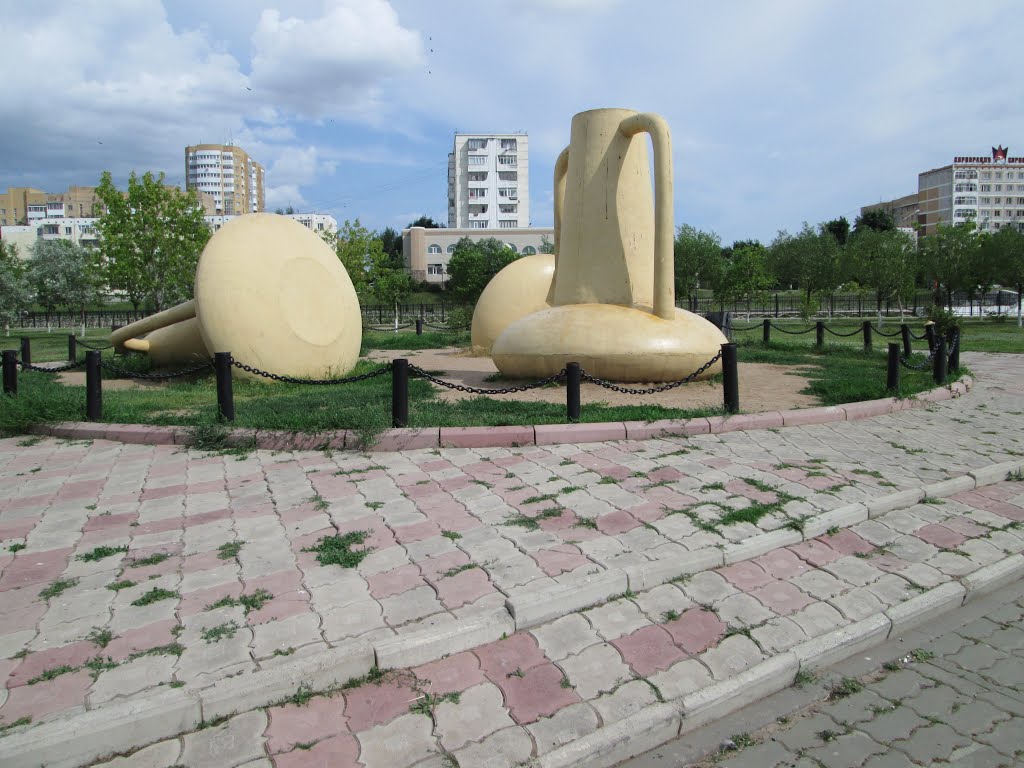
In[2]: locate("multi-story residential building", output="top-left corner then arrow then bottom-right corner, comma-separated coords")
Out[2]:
403,225 -> 552,284
0,186 -> 106,227
918,145 -> 1024,236
447,133 -> 529,229
860,192 -> 919,229
184,144 -> 265,216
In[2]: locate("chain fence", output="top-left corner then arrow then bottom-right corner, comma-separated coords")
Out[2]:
101,360 -> 214,380
408,364 -> 565,395
770,323 -> 816,335
17,360 -> 86,373
76,340 -> 113,350
231,359 -> 392,385
824,326 -> 862,338
580,350 -> 723,394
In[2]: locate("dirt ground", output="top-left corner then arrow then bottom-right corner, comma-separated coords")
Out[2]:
365,347 -> 820,411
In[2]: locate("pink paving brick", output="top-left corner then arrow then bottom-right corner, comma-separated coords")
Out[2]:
533,545 -> 590,577
82,512 -> 137,533
0,670 -> 92,724
914,524 -> 967,549
754,548 -> 811,580
343,678 -> 419,732
265,695 -> 348,754
104,619 -> 179,661
596,510 -> 640,535
432,567 -> 495,610
941,516 -> 990,538
366,565 -> 425,599
272,734 -> 360,768
717,561 -> 771,590
629,501 -> 670,523
871,553 -> 909,574
535,509 -> 579,533
247,597 -> 312,626
335,517 -> 395,551
611,625 -> 687,676
749,580 -> 814,616
949,492 -> 1024,521
392,520 -> 442,544
499,663 -> 580,724
418,551 -> 470,582
724,479 -> 777,503
475,633 -> 549,681
0,518 -> 38,541
820,529 -> 875,556
0,547 -> 73,591
788,539 -> 843,567
412,652 -> 485,695
972,483 -> 1020,501
139,483 -> 187,501
8,640 -> 98,687
663,608 -> 726,654
179,582 -> 244,617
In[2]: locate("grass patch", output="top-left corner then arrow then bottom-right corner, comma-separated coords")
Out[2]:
441,563 -> 479,579
27,664 -> 78,685
106,579 -> 137,591
130,587 -> 180,607
303,531 -> 373,568
201,622 -> 238,643
87,627 -> 114,648
8,542 -> 25,553
127,552 -> 169,568
503,507 -> 563,531
0,716 -> 31,733
129,643 -> 185,659
793,668 -> 817,688
827,677 -> 864,699
409,691 -> 461,716
40,578 -> 78,600
76,545 -> 128,562
661,609 -> 680,622
573,517 -> 598,530
441,530 -> 461,541
217,541 -> 244,560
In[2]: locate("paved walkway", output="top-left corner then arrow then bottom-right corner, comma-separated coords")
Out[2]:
0,352 -> 1022,767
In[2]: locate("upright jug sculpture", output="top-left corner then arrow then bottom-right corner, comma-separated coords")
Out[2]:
480,108 -> 726,382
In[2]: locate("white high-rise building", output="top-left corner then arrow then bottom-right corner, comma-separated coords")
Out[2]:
447,133 -> 529,229
918,145 -> 1024,236
185,144 -> 265,216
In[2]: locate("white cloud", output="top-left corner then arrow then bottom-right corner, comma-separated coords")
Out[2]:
265,184 -> 308,210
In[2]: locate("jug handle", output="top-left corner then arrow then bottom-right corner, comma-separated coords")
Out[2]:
619,113 -> 674,320
553,146 -> 569,259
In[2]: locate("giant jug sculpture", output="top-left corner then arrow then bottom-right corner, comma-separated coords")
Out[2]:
110,213 -> 362,379
477,108 -> 726,382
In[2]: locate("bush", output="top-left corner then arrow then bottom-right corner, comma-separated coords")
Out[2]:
445,305 -> 474,331
927,304 -> 960,338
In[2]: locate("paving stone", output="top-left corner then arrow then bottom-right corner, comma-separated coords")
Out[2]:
647,657 -> 713,701
716,593 -> 777,628
526,701 -> 600,754
272,735 -> 359,768
585,598 -> 649,641
892,722 -> 972,764
264,694 -> 347,754
356,712 -> 438,768
590,679 -> 658,723
452,725 -> 533,768
805,730 -> 887,768
699,634 -> 764,680
558,643 -> 632,700
93,739 -> 182,768
716,740 -> 797,768
179,710 -> 267,768
530,614 -> 602,662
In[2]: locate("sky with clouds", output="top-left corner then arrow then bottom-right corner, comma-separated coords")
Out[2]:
2,0 -> 1020,244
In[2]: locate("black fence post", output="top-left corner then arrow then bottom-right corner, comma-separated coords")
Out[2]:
86,350 -> 102,421
949,328 -> 961,371
925,323 -> 936,353
900,324 -> 912,358
19,337 -> 30,366
933,336 -> 947,385
774,294 -> 779,318
2,350 -> 17,395
392,358 -> 409,428
862,320 -> 872,351
887,343 -> 900,392
762,318 -> 770,345
566,362 -> 581,422
214,352 -> 235,422
416,318 -> 423,336
68,334 -> 77,363
816,320 -> 824,350
722,343 -> 739,414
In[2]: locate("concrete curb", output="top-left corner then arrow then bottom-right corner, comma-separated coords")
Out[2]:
27,376 -> 973,453
535,703 -> 681,768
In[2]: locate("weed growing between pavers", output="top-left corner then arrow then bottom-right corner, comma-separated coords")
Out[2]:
131,587 -> 180,606
216,541 -> 244,560
130,643 -> 185,659
106,579 -> 136,591
201,622 -> 239,643
573,517 -> 598,530
0,716 -> 32,733
503,507 -> 564,531
441,530 -> 462,541
39,577 -> 78,600
87,627 -> 114,648
308,494 -> 329,512
205,589 -> 273,614
793,669 -> 818,688
273,647 -> 296,657
27,664 -> 78,685
184,423 -> 256,458
84,656 -> 117,679
827,677 -> 864,699
7,542 -> 25,552
303,531 -> 374,568
126,552 -> 169,568
441,563 -> 479,578
409,691 -> 460,716
77,545 -> 129,562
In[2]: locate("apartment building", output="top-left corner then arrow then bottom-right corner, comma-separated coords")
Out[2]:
184,144 -> 265,216
447,133 -> 529,229
918,145 -> 1024,236
0,185 -> 106,227
403,225 -> 552,284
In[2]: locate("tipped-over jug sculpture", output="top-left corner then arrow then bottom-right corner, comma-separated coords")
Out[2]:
474,108 -> 726,382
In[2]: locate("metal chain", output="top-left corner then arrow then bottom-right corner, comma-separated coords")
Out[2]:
101,359 -> 214,380
770,323 -> 816,335
872,327 -> 903,338
909,329 -> 928,340
408,364 -> 565,394
422,321 -> 471,331
365,323 -> 414,332
76,340 -> 113,350
899,351 -> 935,371
231,359 -> 392,385
729,323 -> 762,331
946,332 -> 960,362
824,326 -> 862,337
580,350 -> 724,394
17,359 -> 86,373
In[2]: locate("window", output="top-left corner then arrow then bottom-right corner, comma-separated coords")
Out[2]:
469,220 -> 488,228
995,185 -> 1003,192
498,188 -> 518,199
996,172 -> 1003,179
499,220 -> 517,228
500,138 -> 517,150
498,171 -> 517,181
522,246 -> 537,255
468,172 -> 487,182
64,226 -> 72,235
994,210 -> 1002,218
468,155 -> 486,166
499,204 -> 517,213
981,197 -> 991,204
427,263 -> 444,275
981,185 -> 992,192
468,188 -> 487,199
446,244 -> 456,253
505,243 -> 517,252
427,244 -> 442,254
467,138 -> 487,150
982,172 -> 992,179
498,155 -> 517,166
994,198 -> 1002,205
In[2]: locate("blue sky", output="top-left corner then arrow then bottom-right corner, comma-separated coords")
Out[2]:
1,0 -> 1020,244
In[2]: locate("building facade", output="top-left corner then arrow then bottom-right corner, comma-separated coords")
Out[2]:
447,133 -> 529,229
918,145 -> 1024,236
184,144 -> 265,216
0,186 -> 106,227
403,226 -> 552,284
860,192 -> 919,229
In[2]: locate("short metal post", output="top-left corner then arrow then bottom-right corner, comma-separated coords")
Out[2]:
933,336 -> 947,385
86,350 -> 102,421
886,343 -> 900,392
68,334 -> 77,362
949,328 -> 960,371
925,323 -> 935,353
774,294 -> 779,318
2,350 -> 17,395
416,318 -> 423,336
762,318 -> 770,345
19,337 -> 30,366
214,352 -> 234,422
816,321 -> 824,350
900,324 -> 912,358
862,320 -> 872,351
722,343 -> 739,414
392,358 -> 409,428
566,362 -> 581,422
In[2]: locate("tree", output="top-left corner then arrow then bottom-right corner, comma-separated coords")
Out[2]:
445,237 -> 519,305
539,235 -> 555,254
0,241 -> 29,334
847,228 -> 918,322
921,222 -> 981,310
25,239 -> 103,317
322,219 -> 383,297
711,244 -> 773,319
674,224 -> 722,300
769,223 -> 842,315
824,216 -> 850,246
408,215 -> 445,229
985,226 -> 1024,326
95,171 -> 211,311
377,226 -> 404,270
367,247 -> 412,327
720,239 -> 764,261
853,209 -> 896,233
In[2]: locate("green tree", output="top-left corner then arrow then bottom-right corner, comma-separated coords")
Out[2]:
322,219 -> 383,297
539,235 -> 555,254
445,237 -> 519,305
847,228 -> 918,322
921,222 -> 981,310
853,209 -> 896,233
712,244 -> 773,319
824,216 -> 850,246
674,224 -> 722,300
985,226 -> 1024,326
367,245 -> 412,327
0,241 -> 29,333
95,171 -> 210,311
377,226 -> 404,269
26,239 -> 104,317
408,215 -> 445,229
769,223 -> 842,316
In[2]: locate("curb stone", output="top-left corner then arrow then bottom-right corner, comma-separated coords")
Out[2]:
373,609 -> 514,669
680,653 -> 799,732
960,554 -> 1024,601
534,703 -> 682,768
791,613 -> 891,671
884,582 -> 967,633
